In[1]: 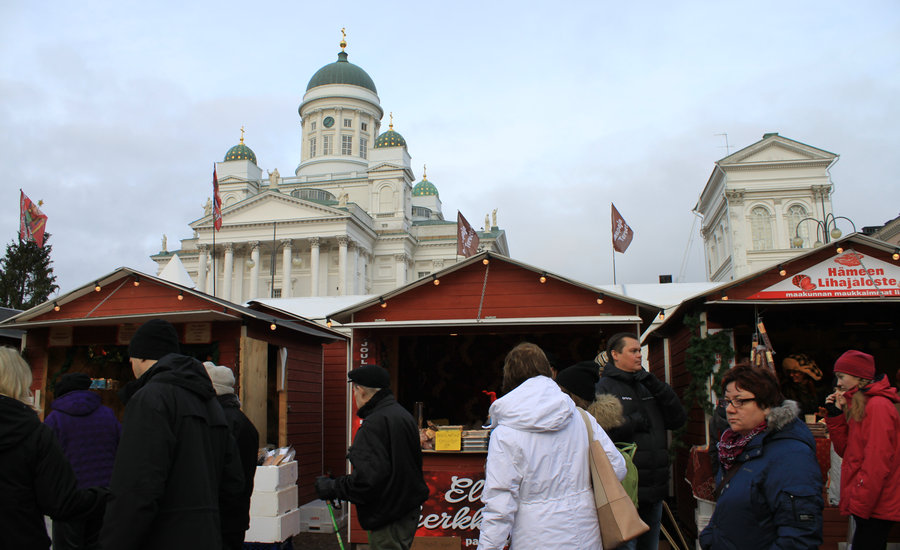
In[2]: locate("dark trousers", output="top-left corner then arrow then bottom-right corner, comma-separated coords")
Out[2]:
367,506 -> 420,550
851,515 -> 894,550
51,515 -> 102,550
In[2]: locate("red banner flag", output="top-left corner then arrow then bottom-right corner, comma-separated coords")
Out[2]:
457,212 -> 480,257
20,190 -> 48,247
611,203 -> 634,253
212,166 -> 222,231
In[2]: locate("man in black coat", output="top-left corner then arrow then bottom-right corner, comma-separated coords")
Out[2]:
204,361 -> 260,550
595,333 -> 686,550
315,364 -> 429,550
100,319 -> 244,550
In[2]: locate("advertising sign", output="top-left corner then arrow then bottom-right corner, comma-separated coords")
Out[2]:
416,469 -> 485,547
748,250 -> 900,300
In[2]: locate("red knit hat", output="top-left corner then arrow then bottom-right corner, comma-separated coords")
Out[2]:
833,350 -> 875,380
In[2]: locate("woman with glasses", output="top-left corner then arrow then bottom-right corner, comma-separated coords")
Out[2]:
700,364 -> 823,550
825,350 -> 900,550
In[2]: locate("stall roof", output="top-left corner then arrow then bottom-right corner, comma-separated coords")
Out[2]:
0,267 -> 346,342
249,295 -> 375,323
329,251 -> 662,328
649,233 -> 900,337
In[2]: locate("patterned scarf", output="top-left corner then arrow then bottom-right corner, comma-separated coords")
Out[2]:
717,421 -> 767,470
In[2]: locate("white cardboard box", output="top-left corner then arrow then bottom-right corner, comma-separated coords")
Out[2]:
253,461 -> 298,492
246,508 -> 301,543
250,485 -> 298,517
298,499 -> 346,533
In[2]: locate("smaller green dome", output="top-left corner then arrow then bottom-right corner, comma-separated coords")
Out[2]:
224,142 -> 257,164
413,179 -> 439,197
375,129 -> 406,149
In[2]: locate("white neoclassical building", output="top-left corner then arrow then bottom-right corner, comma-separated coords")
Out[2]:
152,37 -> 508,302
695,133 -> 842,282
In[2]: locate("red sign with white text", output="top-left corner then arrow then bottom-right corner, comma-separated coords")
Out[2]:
416,469 -> 486,547
748,251 -> 900,300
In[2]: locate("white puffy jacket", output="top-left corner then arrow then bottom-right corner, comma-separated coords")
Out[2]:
477,375 -> 626,550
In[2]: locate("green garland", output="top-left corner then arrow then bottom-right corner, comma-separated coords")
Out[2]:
672,314 -> 734,452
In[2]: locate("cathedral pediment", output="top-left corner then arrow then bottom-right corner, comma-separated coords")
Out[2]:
720,134 -> 837,167
191,191 -> 348,229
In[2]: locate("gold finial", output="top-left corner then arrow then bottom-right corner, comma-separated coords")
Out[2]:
389,112 -> 394,131
240,125 -> 245,144
423,164 -> 427,179
340,28 -> 347,51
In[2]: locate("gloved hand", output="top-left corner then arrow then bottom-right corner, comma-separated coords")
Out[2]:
628,410 -> 650,432
632,369 -> 651,383
636,369 -> 668,395
315,475 -> 337,500
824,402 -> 843,417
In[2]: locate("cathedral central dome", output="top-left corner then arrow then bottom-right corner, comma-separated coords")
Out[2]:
306,51 -> 377,93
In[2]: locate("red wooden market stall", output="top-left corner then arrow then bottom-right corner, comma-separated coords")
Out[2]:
328,252 -> 662,549
644,233 -> 900,549
0,267 -> 346,505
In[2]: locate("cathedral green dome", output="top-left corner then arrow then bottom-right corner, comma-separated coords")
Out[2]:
375,129 -> 406,148
224,142 -> 257,164
307,51 -> 377,93
413,179 -> 439,197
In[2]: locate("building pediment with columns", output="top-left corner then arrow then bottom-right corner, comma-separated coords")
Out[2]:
152,36 -> 508,302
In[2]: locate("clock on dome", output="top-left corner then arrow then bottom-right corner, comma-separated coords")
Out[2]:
323,116 -> 335,128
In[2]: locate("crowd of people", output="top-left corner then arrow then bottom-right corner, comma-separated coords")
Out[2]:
2,320 -> 898,550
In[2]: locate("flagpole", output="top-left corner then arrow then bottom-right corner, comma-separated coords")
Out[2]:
612,248 -> 617,285
212,225 -> 216,296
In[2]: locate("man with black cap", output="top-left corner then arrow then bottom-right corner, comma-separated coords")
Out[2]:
315,364 -> 429,550
100,319 -> 244,550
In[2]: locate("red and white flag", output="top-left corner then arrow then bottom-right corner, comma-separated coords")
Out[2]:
611,203 -> 634,253
19,190 -> 48,247
457,212 -> 480,257
212,166 -> 223,231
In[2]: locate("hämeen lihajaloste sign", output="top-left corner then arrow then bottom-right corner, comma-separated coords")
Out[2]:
748,250 -> 900,300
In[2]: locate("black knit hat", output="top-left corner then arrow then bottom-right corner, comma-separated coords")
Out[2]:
348,364 -> 390,389
128,319 -> 180,360
55,372 -> 91,397
557,361 -> 601,403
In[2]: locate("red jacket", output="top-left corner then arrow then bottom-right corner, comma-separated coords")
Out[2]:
826,376 -> 900,520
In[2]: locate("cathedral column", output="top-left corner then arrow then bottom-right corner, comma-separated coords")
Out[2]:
394,253 -> 408,286
309,237 -> 320,297
281,239 -> 293,298
349,240 -> 360,294
197,244 -> 208,293
222,243 -> 234,301
338,236 -> 349,296
249,241 -> 260,299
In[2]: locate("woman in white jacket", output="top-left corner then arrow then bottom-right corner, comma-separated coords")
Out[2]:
478,343 -> 627,550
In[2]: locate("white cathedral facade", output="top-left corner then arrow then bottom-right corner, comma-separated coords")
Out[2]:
695,133 -> 843,282
153,38 -> 508,302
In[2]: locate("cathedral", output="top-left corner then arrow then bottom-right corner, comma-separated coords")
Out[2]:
152,35 -> 508,301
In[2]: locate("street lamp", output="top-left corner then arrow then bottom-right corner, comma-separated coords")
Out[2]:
793,214 -> 856,248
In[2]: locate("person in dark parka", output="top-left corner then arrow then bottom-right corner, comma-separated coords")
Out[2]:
204,361 -> 260,550
100,320 -> 244,550
315,364 -> 429,550
595,333 -> 686,550
0,347 -> 108,550
44,372 -> 121,549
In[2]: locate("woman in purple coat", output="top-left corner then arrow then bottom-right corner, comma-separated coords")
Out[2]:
45,372 -> 121,550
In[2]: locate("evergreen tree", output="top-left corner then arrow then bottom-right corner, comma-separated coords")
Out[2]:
0,233 -> 58,310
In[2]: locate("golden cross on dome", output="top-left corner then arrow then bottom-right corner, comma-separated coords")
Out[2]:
240,125 -> 245,144
423,164 -> 427,179
340,28 -> 347,51
389,112 -> 394,131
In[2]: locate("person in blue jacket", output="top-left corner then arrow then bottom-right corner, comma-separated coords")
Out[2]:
700,364 -> 823,550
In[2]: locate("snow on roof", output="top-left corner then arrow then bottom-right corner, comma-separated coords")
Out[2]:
250,295 -> 375,321
596,282 -> 720,309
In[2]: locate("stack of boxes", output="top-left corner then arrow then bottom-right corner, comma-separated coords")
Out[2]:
246,460 -> 301,545
298,499 -> 347,533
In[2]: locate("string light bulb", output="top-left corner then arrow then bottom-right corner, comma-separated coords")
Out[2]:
482,252 -> 491,266
133,276 -> 141,287
177,291 -> 184,301
778,265 -> 787,277
893,248 -> 899,261
836,245 -> 844,254
270,322 -> 277,331
94,281 -> 102,292
596,294 -> 604,305
379,297 -> 387,308
539,272 -> 547,284
432,275 -> 440,286
658,311 -> 665,321
722,294 -> 729,301
326,318 -> 333,328
53,302 -> 60,312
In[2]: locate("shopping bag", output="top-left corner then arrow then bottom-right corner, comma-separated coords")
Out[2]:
579,409 -> 649,550
615,441 -> 639,507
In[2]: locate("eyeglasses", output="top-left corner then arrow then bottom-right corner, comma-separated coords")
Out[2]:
719,397 -> 757,409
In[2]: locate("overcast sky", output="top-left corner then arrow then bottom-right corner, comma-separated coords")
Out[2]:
2,1 -> 898,298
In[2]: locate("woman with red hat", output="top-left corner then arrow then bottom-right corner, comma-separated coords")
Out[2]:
825,350 -> 900,549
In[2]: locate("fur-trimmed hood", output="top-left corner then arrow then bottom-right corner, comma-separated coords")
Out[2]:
766,400 -> 801,431
588,393 -> 624,432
